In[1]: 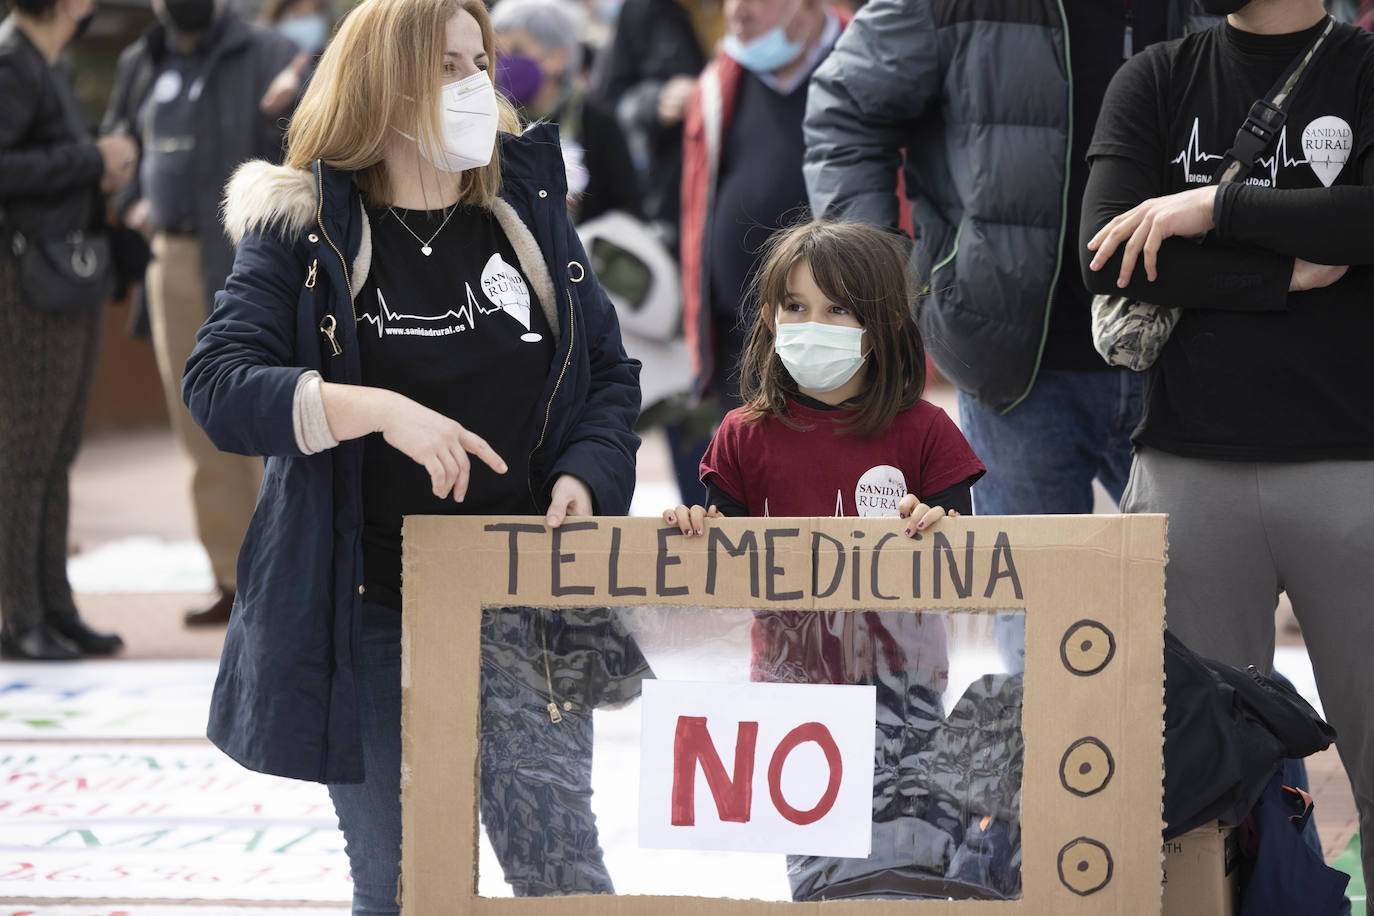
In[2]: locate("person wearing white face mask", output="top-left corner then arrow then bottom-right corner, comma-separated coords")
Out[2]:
665,220 -> 987,901
680,0 -> 848,434
181,0 -> 644,908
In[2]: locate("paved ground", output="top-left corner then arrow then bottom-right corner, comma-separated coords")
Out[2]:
6,379 -> 1358,908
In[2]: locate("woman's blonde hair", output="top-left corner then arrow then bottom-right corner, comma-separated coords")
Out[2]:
283,0 -> 520,208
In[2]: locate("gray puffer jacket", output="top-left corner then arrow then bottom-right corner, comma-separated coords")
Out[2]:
804,0 -> 1209,413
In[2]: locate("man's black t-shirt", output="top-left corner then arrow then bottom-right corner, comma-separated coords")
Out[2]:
1042,0 -> 1169,372
709,69 -> 814,325
357,205 -> 554,610
1085,19 -> 1374,460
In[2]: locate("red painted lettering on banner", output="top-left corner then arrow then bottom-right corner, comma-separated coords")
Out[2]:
670,716 -> 757,825
767,722 -> 843,826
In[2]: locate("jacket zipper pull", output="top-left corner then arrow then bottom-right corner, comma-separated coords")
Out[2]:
539,614 -> 563,723
305,258 -> 318,289
319,314 -> 342,357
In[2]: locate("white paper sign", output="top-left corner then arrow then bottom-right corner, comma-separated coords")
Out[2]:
638,680 -> 876,858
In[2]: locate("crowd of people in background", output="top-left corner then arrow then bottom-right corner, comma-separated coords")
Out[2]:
1,0 -> 1371,908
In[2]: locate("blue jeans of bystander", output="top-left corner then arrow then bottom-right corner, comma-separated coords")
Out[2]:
956,368 -> 1141,516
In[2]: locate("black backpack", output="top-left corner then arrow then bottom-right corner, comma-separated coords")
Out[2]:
1163,630 -> 1335,839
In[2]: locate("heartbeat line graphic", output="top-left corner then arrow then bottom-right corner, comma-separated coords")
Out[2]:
1171,119 -> 1224,181
359,286 -> 480,337
1172,117 -> 1308,186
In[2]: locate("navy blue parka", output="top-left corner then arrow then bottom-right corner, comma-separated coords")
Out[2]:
183,125 -> 642,783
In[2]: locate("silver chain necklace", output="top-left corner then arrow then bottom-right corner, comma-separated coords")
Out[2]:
388,205 -> 456,257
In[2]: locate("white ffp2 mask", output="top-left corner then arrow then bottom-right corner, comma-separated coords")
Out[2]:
400,71 -> 498,173
774,319 -> 867,393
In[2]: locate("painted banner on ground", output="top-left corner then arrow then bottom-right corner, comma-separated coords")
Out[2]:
0,744 -> 348,903
2,908 -> 348,916
0,662 -> 214,740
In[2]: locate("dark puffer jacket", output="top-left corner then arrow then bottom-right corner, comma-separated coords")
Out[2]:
182,125 -> 642,784
803,0 -> 1209,412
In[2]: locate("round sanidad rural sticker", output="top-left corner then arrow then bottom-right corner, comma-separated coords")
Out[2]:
854,465 -> 907,518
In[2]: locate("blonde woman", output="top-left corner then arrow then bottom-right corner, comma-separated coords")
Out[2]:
182,0 -> 644,907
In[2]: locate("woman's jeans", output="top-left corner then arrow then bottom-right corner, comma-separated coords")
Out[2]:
327,615 -> 405,915
328,609 -> 614,914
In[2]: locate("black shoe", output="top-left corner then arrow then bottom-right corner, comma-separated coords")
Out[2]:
0,623 -> 81,660
48,613 -> 124,655
185,586 -> 234,627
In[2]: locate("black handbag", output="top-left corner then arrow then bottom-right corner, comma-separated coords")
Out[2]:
9,226 -> 114,312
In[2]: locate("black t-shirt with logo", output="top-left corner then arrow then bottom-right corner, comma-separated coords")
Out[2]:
1085,19 -> 1374,460
357,204 -> 554,610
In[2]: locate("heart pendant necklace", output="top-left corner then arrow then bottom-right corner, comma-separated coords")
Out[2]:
388,205 -> 457,257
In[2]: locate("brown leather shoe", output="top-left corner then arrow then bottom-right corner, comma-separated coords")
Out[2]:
184,586 -> 234,627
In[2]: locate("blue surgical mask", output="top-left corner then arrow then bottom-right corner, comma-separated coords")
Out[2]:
722,25 -> 803,74
277,12 -> 329,54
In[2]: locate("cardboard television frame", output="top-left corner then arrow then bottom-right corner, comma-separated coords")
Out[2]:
400,514 -> 1167,915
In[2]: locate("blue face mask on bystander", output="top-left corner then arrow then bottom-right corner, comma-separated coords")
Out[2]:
277,12 -> 330,54
722,25 -> 803,74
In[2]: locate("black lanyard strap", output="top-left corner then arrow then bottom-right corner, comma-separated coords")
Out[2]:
1217,16 -> 1336,184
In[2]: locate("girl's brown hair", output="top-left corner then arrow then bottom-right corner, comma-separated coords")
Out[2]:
737,220 -> 926,438
283,0 -> 520,208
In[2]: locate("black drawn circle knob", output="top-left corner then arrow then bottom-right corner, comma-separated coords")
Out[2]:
1058,837 -> 1114,896
1060,620 -> 1117,676
1060,737 -> 1116,797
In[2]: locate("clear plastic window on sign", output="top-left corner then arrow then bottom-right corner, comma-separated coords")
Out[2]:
475,605 -> 1026,902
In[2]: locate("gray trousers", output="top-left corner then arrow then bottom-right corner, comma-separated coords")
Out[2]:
1124,446 -> 1373,910
0,258 -> 104,634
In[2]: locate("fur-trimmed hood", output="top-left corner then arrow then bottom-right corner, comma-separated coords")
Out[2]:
221,159 -> 376,299
222,159 -> 323,249
219,159 -> 559,337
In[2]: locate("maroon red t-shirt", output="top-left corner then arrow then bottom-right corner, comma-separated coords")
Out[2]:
701,398 -> 985,517
700,397 -> 984,695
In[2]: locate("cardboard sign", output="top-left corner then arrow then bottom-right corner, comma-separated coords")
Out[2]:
400,515 -> 1166,915
638,680 -> 876,858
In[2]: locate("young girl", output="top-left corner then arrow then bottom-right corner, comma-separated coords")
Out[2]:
664,219 -> 986,900
665,218 -> 983,548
